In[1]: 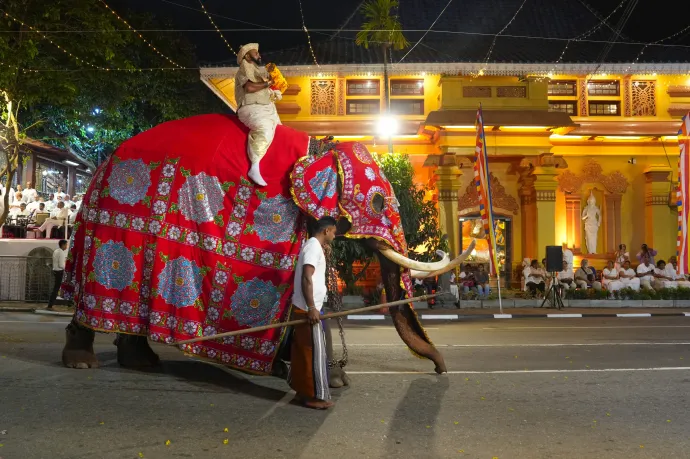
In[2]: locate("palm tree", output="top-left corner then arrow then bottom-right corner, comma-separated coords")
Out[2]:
356,0 -> 409,152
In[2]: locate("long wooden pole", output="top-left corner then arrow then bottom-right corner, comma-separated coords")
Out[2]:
173,292 -> 444,346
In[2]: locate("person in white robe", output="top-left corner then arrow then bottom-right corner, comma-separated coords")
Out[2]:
653,260 -> 677,290
22,182 -> 37,203
602,260 -> 623,294
636,256 -> 655,291
234,42 -> 282,187
668,258 -> 690,288
37,201 -> 69,237
555,260 -> 574,296
618,261 -> 640,291
562,243 -> 574,273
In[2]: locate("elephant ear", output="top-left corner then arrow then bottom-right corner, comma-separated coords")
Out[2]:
290,150 -> 340,220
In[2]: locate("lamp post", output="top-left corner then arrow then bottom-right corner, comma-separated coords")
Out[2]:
377,115 -> 398,154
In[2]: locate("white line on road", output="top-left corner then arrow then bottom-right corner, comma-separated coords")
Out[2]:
348,367 -> 690,375
483,325 -> 690,330
334,342 -> 690,348
347,315 -> 386,320
547,314 -> 583,318
616,313 -> 652,317
421,314 -> 458,320
494,314 -> 512,319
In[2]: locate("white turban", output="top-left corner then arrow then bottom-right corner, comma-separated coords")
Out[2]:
237,43 -> 259,66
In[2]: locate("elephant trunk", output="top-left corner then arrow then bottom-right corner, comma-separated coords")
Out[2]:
376,252 -> 447,374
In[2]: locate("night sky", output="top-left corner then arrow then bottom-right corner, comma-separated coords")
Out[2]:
107,0 -> 688,66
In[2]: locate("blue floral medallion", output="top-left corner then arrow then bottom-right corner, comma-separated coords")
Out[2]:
108,159 -> 152,205
253,195 -> 299,243
93,241 -> 137,291
308,167 -> 338,200
178,172 -> 225,223
157,256 -> 204,308
230,278 -> 281,327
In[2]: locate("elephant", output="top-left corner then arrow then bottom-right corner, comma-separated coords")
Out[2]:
59,114 -> 472,385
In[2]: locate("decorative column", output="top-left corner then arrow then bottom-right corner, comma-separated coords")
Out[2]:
435,153 -> 463,258
565,194 -> 582,251
604,193 -> 622,253
533,165 -> 559,260
518,169 -> 536,260
67,165 -> 77,197
644,165 -> 675,258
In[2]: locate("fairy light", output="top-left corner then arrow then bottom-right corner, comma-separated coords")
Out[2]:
624,22 -> 690,75
479,0 -> 528,74
1,10 -> 106,70
99,0 -> 183,68
198,0 -> 236,56
297,0 -> 320,67
0,60 -> 38,74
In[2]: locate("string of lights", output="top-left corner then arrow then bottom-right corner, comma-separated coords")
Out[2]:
1,10 -> 107,70
197,0 -> 236,56
624,22 -> 690,74
297,0 -> 320,67
397,0 -> 454,63
98,0 -> 183,68
479,0 -> 529,73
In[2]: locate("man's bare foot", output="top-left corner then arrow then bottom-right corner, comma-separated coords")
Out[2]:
295,394 -> 334,410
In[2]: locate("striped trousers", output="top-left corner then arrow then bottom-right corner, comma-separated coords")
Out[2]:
287,308 -> 330,401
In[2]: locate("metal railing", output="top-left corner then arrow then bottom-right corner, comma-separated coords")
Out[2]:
0,256 -> 55,302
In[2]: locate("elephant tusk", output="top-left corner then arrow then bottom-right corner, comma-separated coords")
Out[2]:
410,239 -> 477,278
378,246 -> 451,272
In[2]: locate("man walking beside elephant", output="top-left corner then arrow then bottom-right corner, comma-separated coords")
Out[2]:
288,216 -> 337,410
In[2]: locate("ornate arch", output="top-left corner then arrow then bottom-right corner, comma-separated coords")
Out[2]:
557,160 -> 629,194
458,173 -> 519,215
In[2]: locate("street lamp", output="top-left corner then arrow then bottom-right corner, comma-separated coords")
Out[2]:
377,115 -> 398,155
86,126 -> 95,133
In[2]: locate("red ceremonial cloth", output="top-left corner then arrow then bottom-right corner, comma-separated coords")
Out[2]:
61,114 -> 309,375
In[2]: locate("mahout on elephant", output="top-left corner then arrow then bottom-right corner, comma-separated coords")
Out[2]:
59,114 -> 472,387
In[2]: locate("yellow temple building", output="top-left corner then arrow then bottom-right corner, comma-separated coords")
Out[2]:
200,60 -> 690,286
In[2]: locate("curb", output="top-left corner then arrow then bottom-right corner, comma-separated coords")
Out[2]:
34,309 -> 74,317
0,307 -> 36,313
347,312 -> 690,320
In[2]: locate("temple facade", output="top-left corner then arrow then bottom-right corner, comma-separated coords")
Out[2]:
200,62 -> 690,286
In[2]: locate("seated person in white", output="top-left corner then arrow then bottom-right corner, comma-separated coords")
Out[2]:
525,259 -> 546,297
26,196 -> 41,214
37,201 -> 69,236
10,202 -> 29,217
541,257 -> 553,290
574,259 -> 602,290
458,265 -> 475,294
668,258 -> 690,288
653,260 -> 677,290
8,192 -> 23,214
602,260 -> 624,292
449,270 -> 459,302
618,260 -> 640,291
45,194 -> 56,212
636,256 -> 655,291
74,195 -> 82,211
68,204 -> 78,224
555,260 -> 574,295
21,182 -> 37,203
63,194 -> 73,208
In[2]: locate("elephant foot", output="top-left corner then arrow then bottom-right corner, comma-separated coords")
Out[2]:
329,367 -> 351,388
115,334 -> 160,368
62,321 -> 99,369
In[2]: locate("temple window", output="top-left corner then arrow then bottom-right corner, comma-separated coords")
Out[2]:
587,80 -> 620,96
548,80 -> 577,96
390,79 -> 424,96
548,101 -> 577,115
390,99 -> 424,115
346,79 -> 380,96
588,101 -> 621,116
310,80 -> 337,115
346,99 -> 380,115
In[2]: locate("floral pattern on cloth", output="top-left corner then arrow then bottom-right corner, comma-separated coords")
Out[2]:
229,278 -> 282,327
252,195 -> 300,244
178,172 -> 226,224
107,158 -> 152,205
61,114 -> 310,376
157,256 -> 204,308
289,151 -> 340,220
93,240 -> 137,291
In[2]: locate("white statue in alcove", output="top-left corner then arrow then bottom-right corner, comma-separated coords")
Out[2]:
581,191 -> 601,254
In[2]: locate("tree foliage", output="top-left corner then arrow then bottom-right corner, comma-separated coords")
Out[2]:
332,152 -> 446,292
0,0 -> 226,224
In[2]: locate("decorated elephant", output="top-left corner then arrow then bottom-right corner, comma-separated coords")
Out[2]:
60,114 -> 472,384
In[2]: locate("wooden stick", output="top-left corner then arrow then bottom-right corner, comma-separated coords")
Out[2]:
172,292 -> 444,346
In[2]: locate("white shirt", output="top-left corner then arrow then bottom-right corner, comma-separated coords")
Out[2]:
292,237 -> 327,311
637,263 -> 654,281
602,268 -> 619,280
26,201 -> 41,213
619,268 -> 636,279
556,269 -> 573,281
22,188 -> 37,203
525,267 -> 545,284
450,273 -> 456,284
68,210 -> 78,224
55,192 -> 66,201
52,248 -> 67,271
51,207 -> 69,220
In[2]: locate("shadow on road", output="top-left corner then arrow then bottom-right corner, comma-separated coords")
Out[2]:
386,375 -> 450,457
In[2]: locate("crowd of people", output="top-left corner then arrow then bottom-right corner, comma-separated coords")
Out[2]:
521,243 -> 690,298
0,182 -> 82,238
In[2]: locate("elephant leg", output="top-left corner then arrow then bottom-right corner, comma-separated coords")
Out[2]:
62,320 -> 99,369
377,253 -> 447,374
114,334 -> 160,368
323,319 -> 350,388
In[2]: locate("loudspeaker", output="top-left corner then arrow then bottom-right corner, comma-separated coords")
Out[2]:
545,246 -> 563,272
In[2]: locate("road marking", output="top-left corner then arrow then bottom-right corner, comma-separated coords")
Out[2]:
483,325 -> 690,330
368,326 -> 439,330
347,367 -> 690,375
421,314 -> 458,320
494,314 -> 512,319
347,315 -> 385,320
547,314 -> 583,318
334,342 -> 690,348
616,313 -> 652,317
684,312 -> 690,316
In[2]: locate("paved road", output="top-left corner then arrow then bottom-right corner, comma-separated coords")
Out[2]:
1,312 -> 689,459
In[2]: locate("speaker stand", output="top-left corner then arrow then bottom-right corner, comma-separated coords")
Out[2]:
540,273 -> 564,310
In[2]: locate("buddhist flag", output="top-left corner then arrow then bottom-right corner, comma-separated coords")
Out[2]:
677,112 -> 690,276
474,105 -> 499,277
